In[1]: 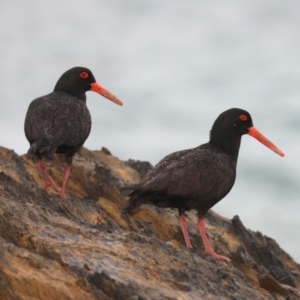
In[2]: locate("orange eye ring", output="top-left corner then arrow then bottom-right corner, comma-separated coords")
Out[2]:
80,72 -> 89,79
239,114 -> 247,121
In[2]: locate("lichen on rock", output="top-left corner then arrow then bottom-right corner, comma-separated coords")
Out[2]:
0,146 -> 299,300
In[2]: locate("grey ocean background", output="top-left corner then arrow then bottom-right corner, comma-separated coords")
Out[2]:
1,1 -> 299,261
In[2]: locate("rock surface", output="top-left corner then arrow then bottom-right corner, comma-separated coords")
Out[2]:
0,145 -> 299,300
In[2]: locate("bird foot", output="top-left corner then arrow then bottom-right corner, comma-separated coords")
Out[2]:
42,178 -> 61,193
186,243 -> 193,249
59,191 -> 67,199
204,250 -> 231,262
43,181 -> 50,190
37,161 -> 61,193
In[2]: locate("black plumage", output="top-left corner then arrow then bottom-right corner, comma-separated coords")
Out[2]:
24,67 -> 123,198
121,108 -> 284,261
25,91 -> 92,159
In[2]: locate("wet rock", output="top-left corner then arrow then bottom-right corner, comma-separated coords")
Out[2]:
0,145 -> 299,299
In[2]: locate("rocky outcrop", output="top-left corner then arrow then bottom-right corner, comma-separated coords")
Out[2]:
0,146 -> 299,300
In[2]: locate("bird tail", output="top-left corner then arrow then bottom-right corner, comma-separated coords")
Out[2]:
120,194 -> 145,214
121,184 -> 139,191
27,137 -> 53,157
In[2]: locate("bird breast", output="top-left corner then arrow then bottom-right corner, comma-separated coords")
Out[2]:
25,91 -> 92,147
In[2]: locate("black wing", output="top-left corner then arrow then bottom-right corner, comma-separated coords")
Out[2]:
128,145 -> 236,204
24,92 -> 91,155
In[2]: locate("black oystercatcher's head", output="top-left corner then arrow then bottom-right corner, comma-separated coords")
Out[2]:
54,67 -> 123,105
210,108 -> 284,157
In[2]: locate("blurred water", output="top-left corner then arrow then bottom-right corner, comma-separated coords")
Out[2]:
0,0 -> 299,261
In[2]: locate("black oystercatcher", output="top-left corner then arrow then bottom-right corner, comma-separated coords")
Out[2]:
24,67 -> 123,198
121,108 -> 284,262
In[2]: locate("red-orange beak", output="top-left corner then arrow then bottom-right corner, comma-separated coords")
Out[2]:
248,127 -> 284,157
90,82 -> 123,106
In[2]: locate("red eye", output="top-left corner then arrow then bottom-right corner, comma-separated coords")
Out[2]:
239,114 -> 247,121
80,72 -> 89,79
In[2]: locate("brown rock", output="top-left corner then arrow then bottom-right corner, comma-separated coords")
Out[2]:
0,145 -> 299,300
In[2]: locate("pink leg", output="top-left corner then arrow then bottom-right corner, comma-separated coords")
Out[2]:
37,159 -> 61,193
179,213 -> 193,249
59,165 -> 71,199
197,218 -> 230,262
